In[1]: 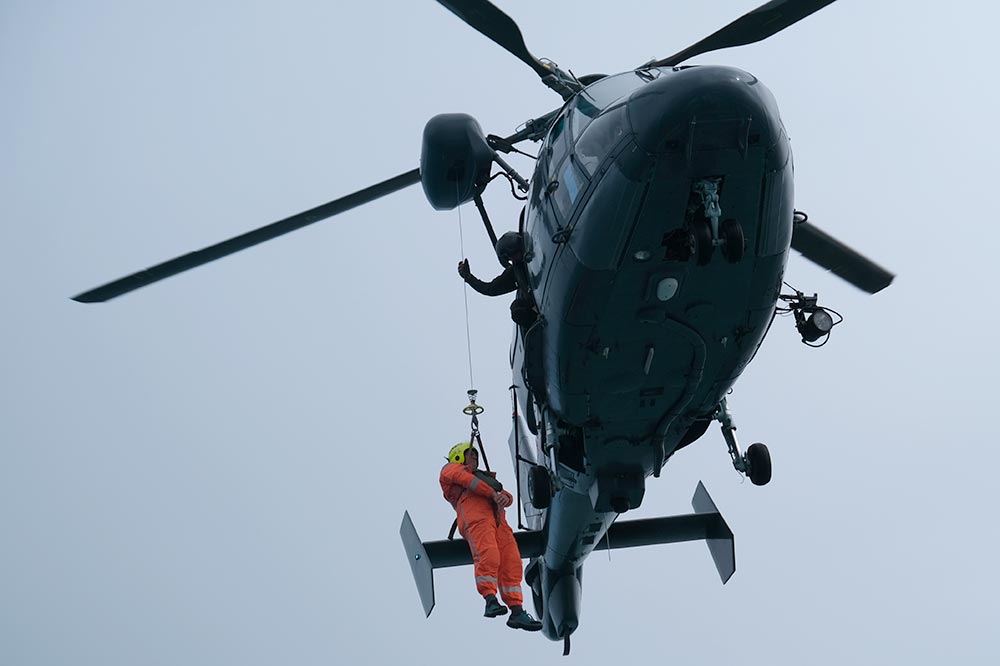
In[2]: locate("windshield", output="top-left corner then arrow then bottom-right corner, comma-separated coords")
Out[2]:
576,103 -> 627,176
570,72 -> 646,138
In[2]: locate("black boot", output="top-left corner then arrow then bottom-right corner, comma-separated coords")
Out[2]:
483,594 -> 508,618
506,606 -> 542,631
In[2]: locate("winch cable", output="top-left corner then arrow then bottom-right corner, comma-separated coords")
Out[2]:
446,198 -> 493,543
456,193 -> 491,474
457,198 -> 475,392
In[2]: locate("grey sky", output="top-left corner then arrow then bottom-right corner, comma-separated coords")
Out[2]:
3,1 -> 998,663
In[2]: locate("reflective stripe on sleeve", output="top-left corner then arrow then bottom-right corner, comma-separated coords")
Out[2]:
468,477 -> 480,491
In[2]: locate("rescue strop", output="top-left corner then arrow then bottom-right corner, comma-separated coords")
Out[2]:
448,389 -> 492,541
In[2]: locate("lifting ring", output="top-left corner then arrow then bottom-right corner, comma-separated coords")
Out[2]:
463,389 -> 485,416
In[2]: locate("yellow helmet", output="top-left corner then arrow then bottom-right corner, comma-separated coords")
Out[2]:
446,442 -> 474,464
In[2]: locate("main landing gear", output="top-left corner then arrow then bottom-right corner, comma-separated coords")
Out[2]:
528,464 -> 553,509
714,397 -> 771,486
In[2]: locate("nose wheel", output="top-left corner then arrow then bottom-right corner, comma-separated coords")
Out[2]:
692,219 -> 715,265
691,218 -> 744,265
690,179 -> 744,265
715,398 -> 771,486
720,218 -> 745,263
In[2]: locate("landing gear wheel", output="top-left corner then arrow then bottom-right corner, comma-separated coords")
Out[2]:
746,442 -> 771,486
720,218 -> 745,263
528,465 -> 553,509
691,220 -> 714,265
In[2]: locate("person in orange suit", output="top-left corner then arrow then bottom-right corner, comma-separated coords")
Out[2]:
440,442 -> 542,631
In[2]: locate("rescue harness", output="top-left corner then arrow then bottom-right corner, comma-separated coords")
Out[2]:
447,390 -> 497,541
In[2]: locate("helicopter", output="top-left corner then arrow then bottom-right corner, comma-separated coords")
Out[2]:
72,0 -> 894,655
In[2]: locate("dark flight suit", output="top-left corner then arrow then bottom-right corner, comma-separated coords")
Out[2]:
462,265 -> 536,327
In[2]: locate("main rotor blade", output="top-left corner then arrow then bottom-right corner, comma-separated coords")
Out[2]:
435,0 -> 551,79
650,0 -> 838,68
791,220 -> 895,294
73,168 -> 421,303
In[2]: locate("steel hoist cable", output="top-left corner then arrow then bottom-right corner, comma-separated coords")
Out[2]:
456,195 -> 490,473
457,199 -> 475,391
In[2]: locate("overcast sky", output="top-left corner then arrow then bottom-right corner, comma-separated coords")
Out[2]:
3,1 -> 999,664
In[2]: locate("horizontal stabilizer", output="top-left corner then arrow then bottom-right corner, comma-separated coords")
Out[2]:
399,481 -> 734,616
416,525 -> 544,568
585,481 -> 734,583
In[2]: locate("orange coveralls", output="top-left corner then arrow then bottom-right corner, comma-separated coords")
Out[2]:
440,463 -> 524,607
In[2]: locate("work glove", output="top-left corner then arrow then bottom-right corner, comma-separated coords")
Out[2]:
457,259 -> 472,281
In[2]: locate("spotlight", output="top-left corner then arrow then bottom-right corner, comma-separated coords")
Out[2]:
796,308 -> 834,342
780,289 -> 842,346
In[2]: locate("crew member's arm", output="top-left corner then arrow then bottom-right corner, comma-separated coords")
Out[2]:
495,489 -> 514,508
440,463 -> 501,499
458,260 -> 518,296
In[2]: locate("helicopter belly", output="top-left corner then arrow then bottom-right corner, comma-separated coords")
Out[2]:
534,66 -> 793,447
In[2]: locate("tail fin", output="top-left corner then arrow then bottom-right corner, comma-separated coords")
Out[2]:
399,512 -> 435,617
590,481 -> 735,583
691,481 -> 736,583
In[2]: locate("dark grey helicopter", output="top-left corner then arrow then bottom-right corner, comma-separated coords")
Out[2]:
73,0 -> 893,654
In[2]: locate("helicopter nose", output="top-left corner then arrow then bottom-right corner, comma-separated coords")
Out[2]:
627,66 -> 775,155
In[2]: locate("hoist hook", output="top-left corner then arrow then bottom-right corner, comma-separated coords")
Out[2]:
462,389 -> 490,472
463,389 -> 485,418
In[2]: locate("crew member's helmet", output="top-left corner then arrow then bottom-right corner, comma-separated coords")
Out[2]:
495,231 -> 525,265
446,442 -> 475,464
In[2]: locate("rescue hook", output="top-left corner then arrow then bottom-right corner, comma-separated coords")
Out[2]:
462,389 -> 485,417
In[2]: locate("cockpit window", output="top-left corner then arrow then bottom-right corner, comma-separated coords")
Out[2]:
546,113 -> 571,175
576,103 -> 627,176
570,72 -> 646,138
550,114 -> 567,142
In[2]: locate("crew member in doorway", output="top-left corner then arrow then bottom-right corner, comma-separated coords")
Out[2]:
440,442 -> 542,631
458,223 -> 537,328
458,231 -> 538,329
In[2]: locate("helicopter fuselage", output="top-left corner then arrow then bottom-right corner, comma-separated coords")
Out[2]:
509,64 -> 793,640
65,1 -> 888,651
